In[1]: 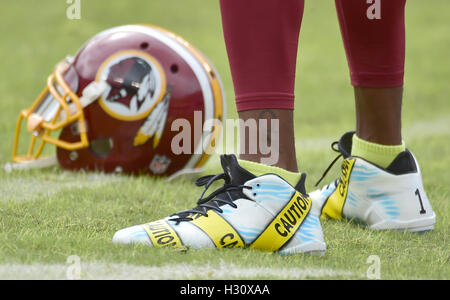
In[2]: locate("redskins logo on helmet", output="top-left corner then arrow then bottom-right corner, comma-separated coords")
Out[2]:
12,25 -> 225,176
97,51 -> 166,121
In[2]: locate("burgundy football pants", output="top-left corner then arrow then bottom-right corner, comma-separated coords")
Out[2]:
219,0 -> 407,112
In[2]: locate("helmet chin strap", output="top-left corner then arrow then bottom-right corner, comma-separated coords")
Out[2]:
68,81 -> 109,115
166,167 -> 205,182
3,156 -> 58,173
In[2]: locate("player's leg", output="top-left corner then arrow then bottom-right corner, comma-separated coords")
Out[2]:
237,109 -> 298,172
338,0 -> 407,167
310,0 -> 436,232
113,0 -> 326,254
220,0 -> 304,172
353,86 -> 405,168
354,86 -> 402,147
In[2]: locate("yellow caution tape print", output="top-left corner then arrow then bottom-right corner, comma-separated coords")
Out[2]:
142,220 -> 182,248
250,191 -> 312,252
320,158 -> 355,220
189,211 -> 245,249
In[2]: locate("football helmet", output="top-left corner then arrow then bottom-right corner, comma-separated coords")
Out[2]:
12,25 -> 225,176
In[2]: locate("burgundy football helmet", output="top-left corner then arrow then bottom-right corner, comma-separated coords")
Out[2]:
12,25 -> 225,176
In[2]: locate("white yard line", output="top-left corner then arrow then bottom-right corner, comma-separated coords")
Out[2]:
173,116 -> 450,175
214,115 -> 450,155
0,172 -> 122,202
403,116 -> 450,139
295,116 -> 450,151
0,261 -> 357,280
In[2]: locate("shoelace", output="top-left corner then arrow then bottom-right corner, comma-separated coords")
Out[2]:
169,173 -> 252,224
314,141 -> 342,187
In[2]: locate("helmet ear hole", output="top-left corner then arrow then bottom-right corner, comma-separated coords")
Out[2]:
140,42 -> 149,50
90,138 -> 113,158
170,64 -> 179,73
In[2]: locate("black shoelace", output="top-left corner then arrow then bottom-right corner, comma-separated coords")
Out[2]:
314,141 -> 342,188
169,173 -> 253,224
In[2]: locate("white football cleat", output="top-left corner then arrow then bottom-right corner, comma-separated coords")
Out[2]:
113,154 -> 326,255
310,132 -> 436,233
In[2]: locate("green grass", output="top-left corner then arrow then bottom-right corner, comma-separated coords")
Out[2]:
0,0 -> 449,279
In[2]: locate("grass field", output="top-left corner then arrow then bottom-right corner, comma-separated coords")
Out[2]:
0,0 -> 449,280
